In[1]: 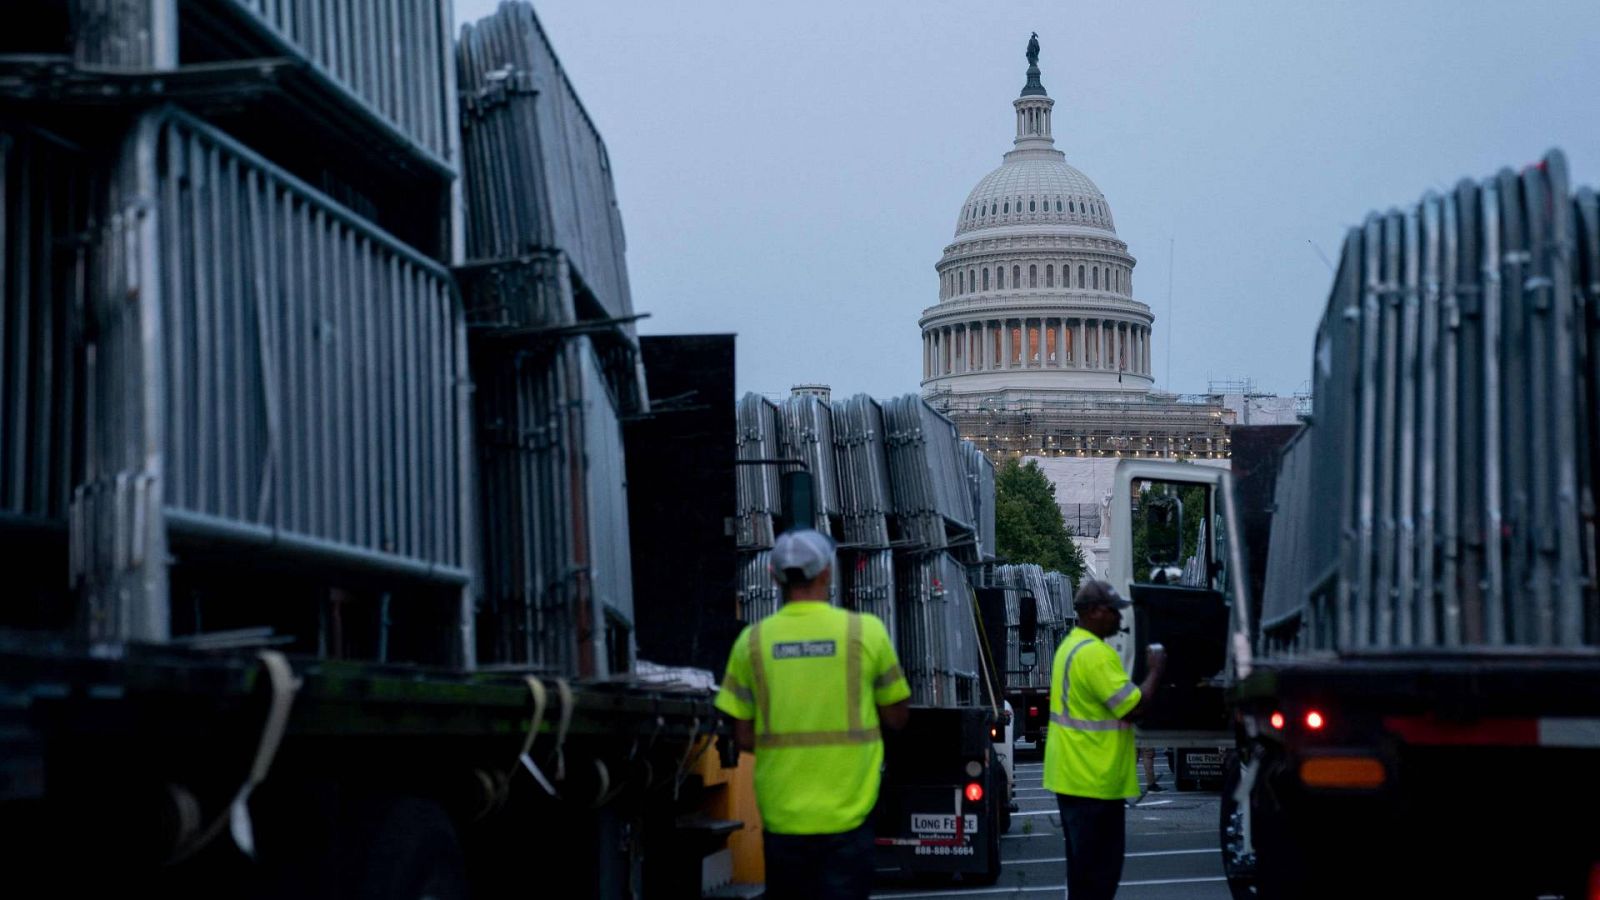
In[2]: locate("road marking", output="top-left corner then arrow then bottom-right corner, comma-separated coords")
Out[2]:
871,875 -> 1226,898
1005,848 -> 1219,865
1134,799 -> 1174,807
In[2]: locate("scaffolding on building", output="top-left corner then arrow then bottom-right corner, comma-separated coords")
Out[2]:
923,390 -> 1232,462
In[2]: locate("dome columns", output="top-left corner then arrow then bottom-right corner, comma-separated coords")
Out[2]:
921,316 -> 1154,383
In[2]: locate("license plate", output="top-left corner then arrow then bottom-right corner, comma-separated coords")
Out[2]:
909,814 -> 979,834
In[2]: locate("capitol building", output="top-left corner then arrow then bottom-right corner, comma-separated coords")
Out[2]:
920,44 -> 1154,399
918,39 -> 1299,570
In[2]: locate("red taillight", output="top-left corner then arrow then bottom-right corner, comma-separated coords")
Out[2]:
964,782 -> 984,803
1028,706 -> 1040,719
1269,711 -> 1286,730
1587,861 -> 1600,900
1305,711 -> 1326,731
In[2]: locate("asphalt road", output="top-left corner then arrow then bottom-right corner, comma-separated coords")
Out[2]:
873,755 -> 1232,900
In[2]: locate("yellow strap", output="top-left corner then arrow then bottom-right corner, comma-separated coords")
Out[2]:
846,613 -> 863,734
757,727 -> 881,749
748,622 -> 771,732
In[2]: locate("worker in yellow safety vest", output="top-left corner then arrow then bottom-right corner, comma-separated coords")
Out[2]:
715,529 -> 912,900
1043,580 -> 1167,900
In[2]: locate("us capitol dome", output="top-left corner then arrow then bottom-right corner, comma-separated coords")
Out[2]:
920,36 -> 1154,400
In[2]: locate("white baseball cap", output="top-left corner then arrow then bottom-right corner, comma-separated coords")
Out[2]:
770,529 -> 835,584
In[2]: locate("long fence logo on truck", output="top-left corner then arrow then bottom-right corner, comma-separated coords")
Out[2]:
772,641 -> 837,659
910,814 -> 979,834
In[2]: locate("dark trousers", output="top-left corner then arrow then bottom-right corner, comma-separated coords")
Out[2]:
1057,794 -> 1126,900
762,822 -> 874,900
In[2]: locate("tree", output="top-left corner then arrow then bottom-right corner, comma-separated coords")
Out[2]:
994,458 -> 1086,582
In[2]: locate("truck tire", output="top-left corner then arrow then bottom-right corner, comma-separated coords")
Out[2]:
1218,750 -> 1256,900
342,797 -> 469,900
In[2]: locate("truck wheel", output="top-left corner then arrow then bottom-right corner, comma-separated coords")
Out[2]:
342,797 -> 469,900
1219,750 -> 1256,900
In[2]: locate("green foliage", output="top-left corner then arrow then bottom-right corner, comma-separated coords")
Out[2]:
995,458 -> 1087,582
1130,481 -> 1209,582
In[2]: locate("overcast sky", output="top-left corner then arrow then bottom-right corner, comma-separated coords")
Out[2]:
453,0 -> 1600,399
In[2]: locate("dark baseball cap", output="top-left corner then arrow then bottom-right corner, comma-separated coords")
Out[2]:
1073,579 -> 1131,610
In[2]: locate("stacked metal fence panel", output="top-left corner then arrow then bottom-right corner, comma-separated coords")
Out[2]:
1263,150 -> 1598,653
778,393 -> 841,533
1043,571 -> 1075,614
181,0 -> 456,165
961,442 -> 997,561
882,394 -> 976,553
474,336 -> 632,674
1261,428 -> 1316,653
451,3 -> 649,676
841,549 -> 896,640
897,552 -> 981,707
738,550 -> 780,623
0,126 -> 86,534
735,392 -> 782,549
455,251 -> 576,331
832,393 -> 894,548
456,2 -> 631,318
62,105 -> 473,643
994,563 -> 1069,692
149,110 -> 466,568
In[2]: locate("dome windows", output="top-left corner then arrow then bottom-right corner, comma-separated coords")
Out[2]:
1003,202 -> 1009,214
996,267 -> 1005,289
1012,265 -> 1021,288
1029,199 -> 1036,212
1056,199 -> 1063,212
1046,265 -> 1054,287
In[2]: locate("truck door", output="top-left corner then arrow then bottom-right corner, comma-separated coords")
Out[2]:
1108,461 -> 1250,746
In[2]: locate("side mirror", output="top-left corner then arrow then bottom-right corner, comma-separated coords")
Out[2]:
1018,593 -> 1039,669
1143,494 -> 1183,566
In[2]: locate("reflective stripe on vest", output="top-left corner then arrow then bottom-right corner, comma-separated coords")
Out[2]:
749,612 -> 878,749
1050,638 -> 1134,733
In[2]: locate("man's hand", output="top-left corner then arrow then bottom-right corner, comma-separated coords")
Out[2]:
1125,644 -> 1169,720
1146,643 -> 1168,676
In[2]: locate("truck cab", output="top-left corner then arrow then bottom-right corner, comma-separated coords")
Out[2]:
1105,461 -> 1253,750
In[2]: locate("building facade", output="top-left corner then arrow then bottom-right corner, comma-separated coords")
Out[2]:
919,39 -> 1299,573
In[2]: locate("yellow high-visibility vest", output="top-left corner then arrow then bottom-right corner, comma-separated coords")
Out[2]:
715,601 -> 911,834
1043,627 -> 1142,800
